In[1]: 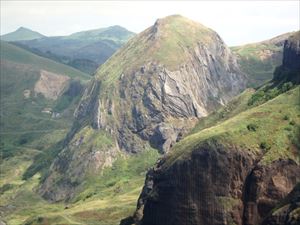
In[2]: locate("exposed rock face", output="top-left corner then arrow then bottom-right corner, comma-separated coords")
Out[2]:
40,15 -> 246,201
282,33 -> 300,71
130,144 -> 299,225
243,160 -> 300,225
261,183 -> 300,225
34,70 -> 70,100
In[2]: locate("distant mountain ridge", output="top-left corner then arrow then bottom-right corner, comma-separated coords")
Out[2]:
4,25 -> 135,74
67,25 -> 135,44
1,27 -> 45,41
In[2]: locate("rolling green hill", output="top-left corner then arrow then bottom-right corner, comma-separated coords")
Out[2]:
1,27 -> 45,41
1,41 -> 90,79
0,41 -> 90,160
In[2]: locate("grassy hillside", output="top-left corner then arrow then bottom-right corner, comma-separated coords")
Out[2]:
1,41 -> 90,80
0,40 -> 160,225
0,148 -> 159,225
166,84 -> 300,168
231,32 -> 293,87
1,27 -> 45,41
0,41 -> 90,159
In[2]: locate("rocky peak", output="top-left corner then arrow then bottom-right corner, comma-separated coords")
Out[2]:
88,15 -> 246,153
39,15 -> 247,201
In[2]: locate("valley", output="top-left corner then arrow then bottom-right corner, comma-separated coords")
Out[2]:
0,10 -> 299,225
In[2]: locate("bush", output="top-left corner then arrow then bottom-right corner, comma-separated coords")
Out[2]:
248,90 -> 265,106
283,115 -> 290,120
289,120 -> 296,126
281,82 -> 293,92
248,82 -> 294,106
247,123 -> 258,131
260,141 -> 271,150
284,126 -> 292,131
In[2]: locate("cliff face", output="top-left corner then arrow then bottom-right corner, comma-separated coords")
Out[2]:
39,15 -> 247,201
130,146 -> 299,225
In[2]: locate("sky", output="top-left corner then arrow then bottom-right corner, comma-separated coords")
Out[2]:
0,1 -> 299,46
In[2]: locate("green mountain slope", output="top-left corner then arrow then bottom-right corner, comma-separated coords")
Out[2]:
231,32 -> 294,87
0,41 -> 90,159
1,27 -> 45,41
1,41 -> 90,79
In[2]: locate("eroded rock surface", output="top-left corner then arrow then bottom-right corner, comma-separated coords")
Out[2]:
34,70 -> 70,100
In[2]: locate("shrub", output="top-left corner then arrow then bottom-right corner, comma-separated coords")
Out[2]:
289,120 -> 296,126
283,115 -> 290,120
281,82 -> 293,92
284,126 -> 292,131
260,141 -> 271,150
248,90 -> 265,106
247,123 -> 258,131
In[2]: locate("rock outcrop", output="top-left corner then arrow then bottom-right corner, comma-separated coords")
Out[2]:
34,70 -> 70,100
39,15 -> 247,201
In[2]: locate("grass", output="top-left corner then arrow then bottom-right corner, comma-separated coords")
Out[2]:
0,42 -> 89,160
0,41 -> 90,80
165,86 -> 300,168
0,147 -> 159,225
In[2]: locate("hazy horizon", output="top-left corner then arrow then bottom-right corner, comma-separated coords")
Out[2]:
1,0 -> 299,46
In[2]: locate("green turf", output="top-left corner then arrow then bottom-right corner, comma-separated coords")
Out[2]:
165,85 -> 300,168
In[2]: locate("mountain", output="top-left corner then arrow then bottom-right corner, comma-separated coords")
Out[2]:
12,26 -> 135,74
1,27 -> 45,41
231,32 -> 294,87
36,15 -> 247,202
68,25 -> 135,44
126,31 -> 300,225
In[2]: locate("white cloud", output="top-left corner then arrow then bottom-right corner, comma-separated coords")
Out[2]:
1,1 -> 299,46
